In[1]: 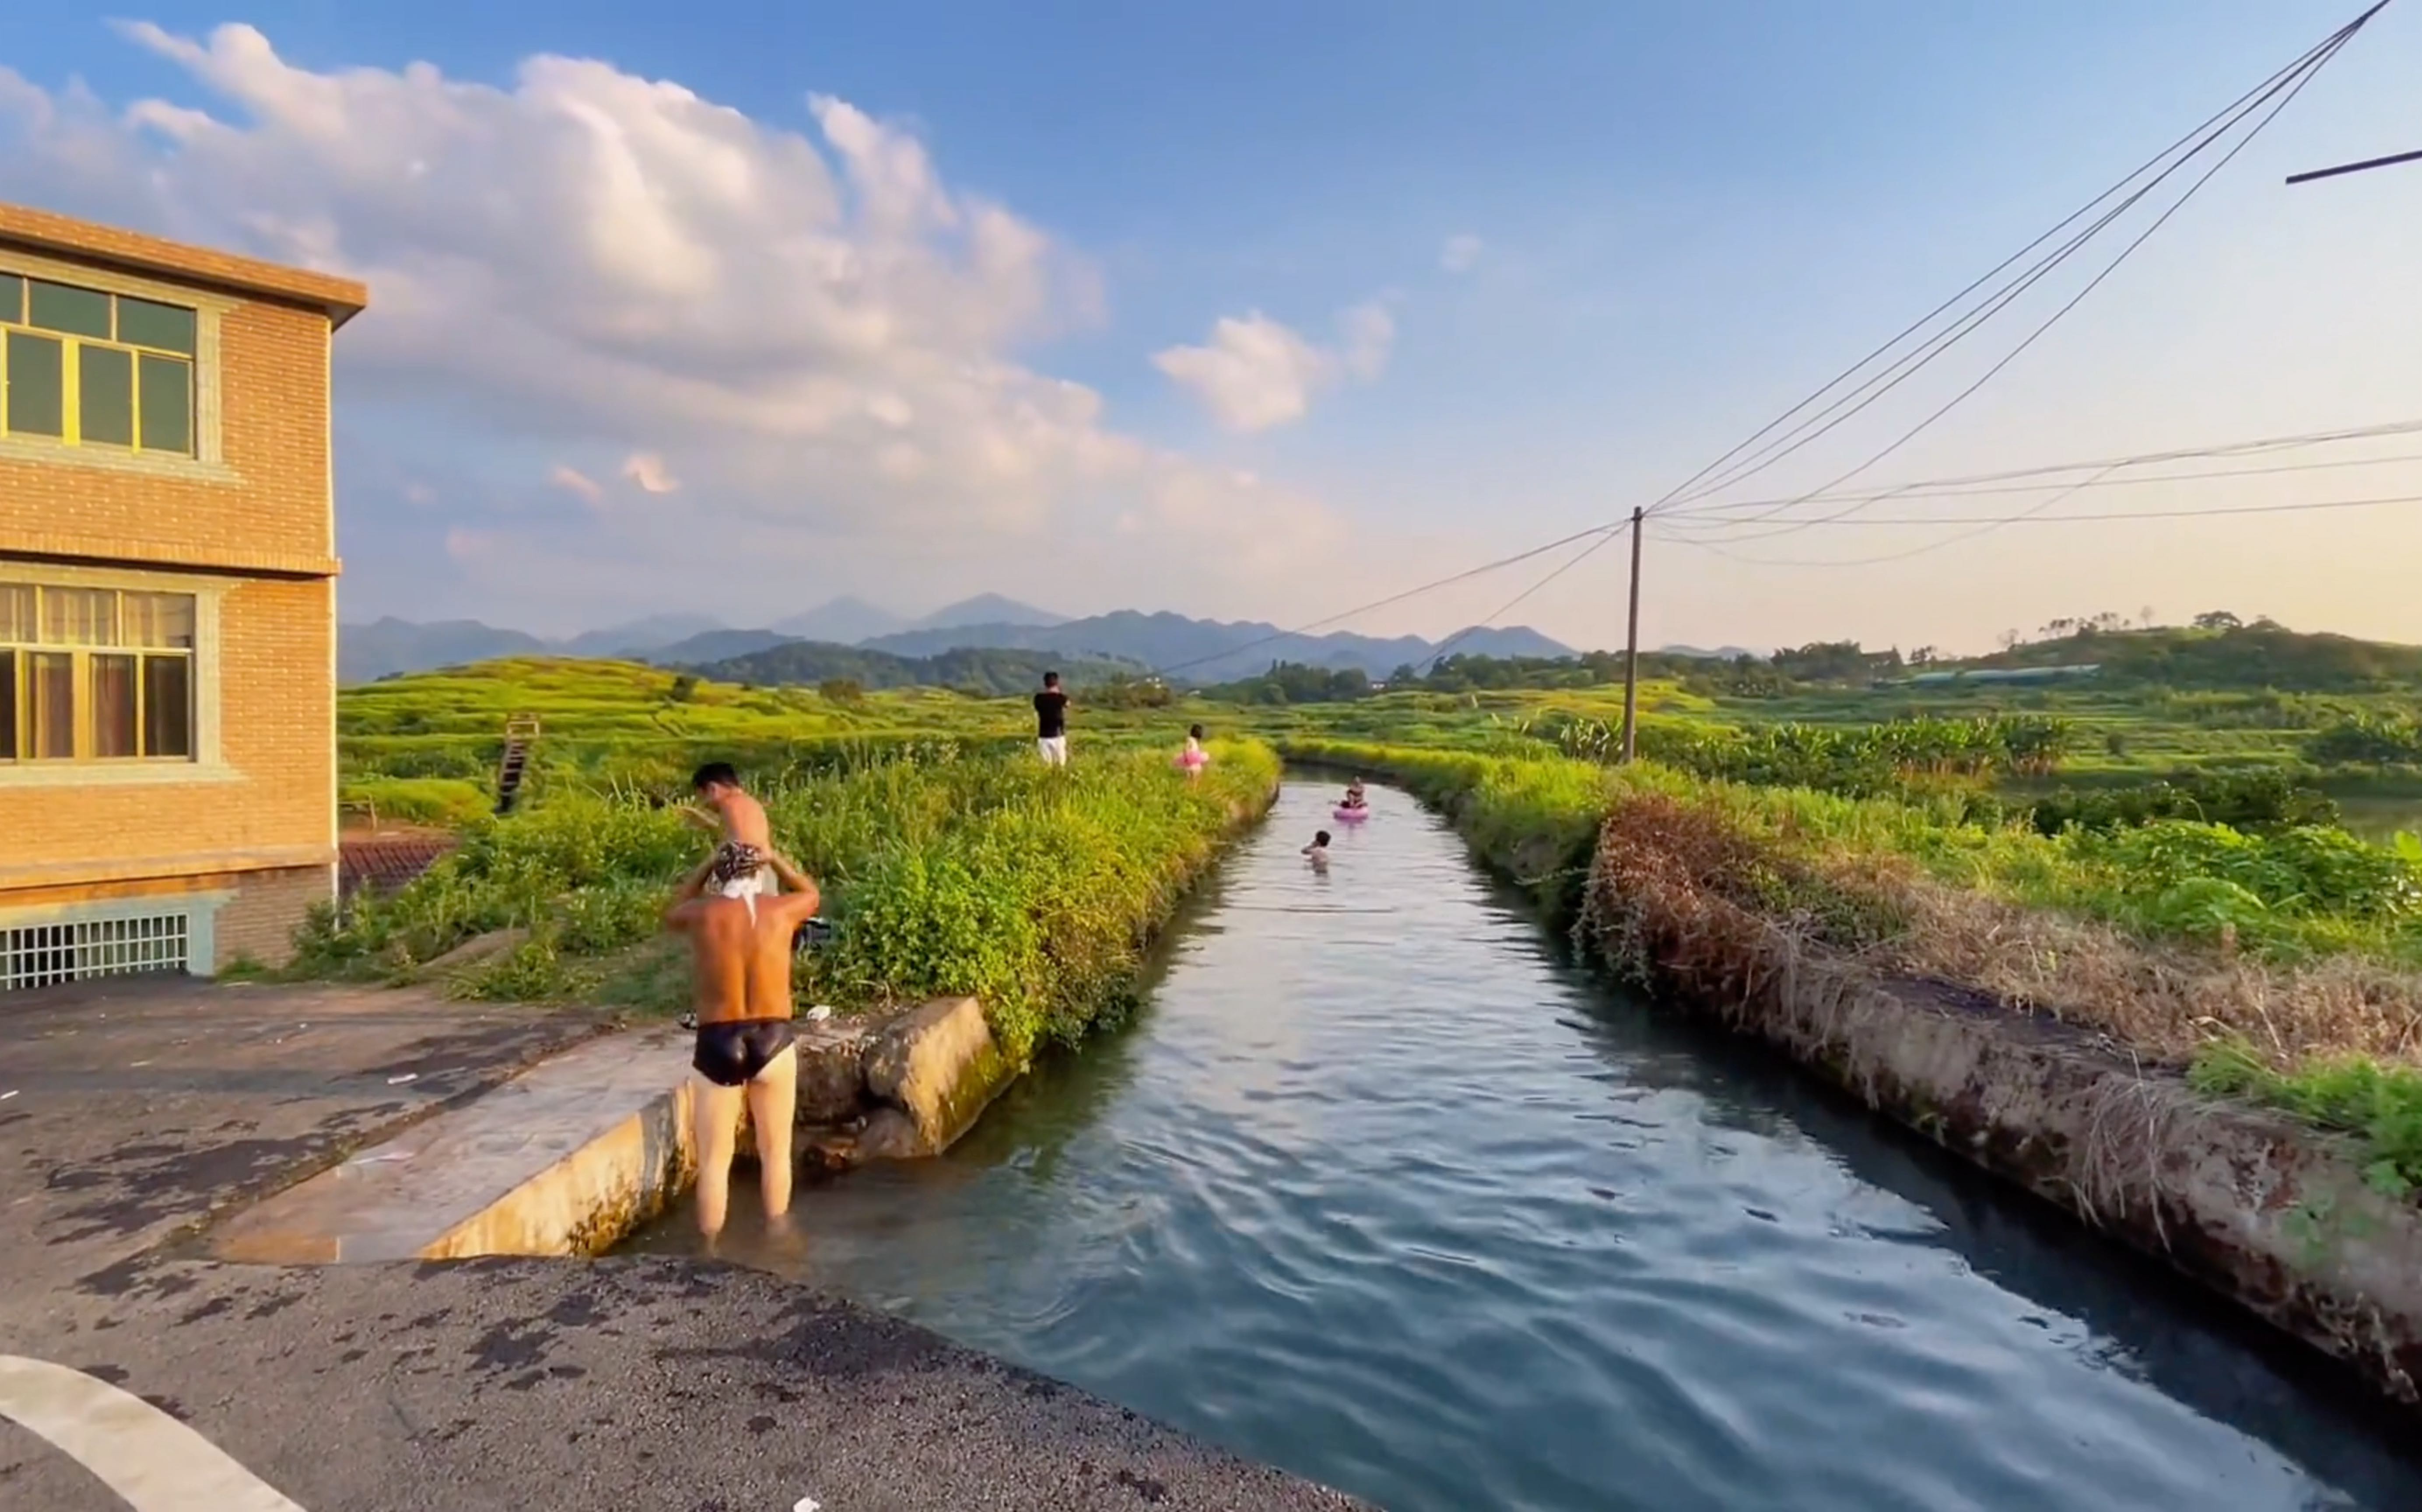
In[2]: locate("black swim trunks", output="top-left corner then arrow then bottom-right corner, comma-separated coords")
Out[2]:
692,1019 -> 797,1087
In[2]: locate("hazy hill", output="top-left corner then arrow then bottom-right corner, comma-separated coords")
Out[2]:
556,614 -> 723,658
342,601 -> 1575,686
913,594 -> 1065,631
692,640 -> 1141,695
341,617 -> 551,685
642,628 -> 797,665
770,596 -> 906,644
862,611 -> 1575,682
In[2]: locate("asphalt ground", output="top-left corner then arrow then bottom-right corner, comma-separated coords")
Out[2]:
0,977 -> 1367,1512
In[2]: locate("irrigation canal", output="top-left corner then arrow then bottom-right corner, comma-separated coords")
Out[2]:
624,779 -> 2422,1512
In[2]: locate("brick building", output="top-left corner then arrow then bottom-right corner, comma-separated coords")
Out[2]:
0,203 -> 368,989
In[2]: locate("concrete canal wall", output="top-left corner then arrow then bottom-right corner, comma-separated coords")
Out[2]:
1363,758 -> 2422,1412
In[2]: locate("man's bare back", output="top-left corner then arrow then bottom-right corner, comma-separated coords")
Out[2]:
666,849 -> 820,1025
663,845 -> 822,1241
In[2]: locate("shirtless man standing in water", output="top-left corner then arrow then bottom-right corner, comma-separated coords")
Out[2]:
664,843 -> 822,1242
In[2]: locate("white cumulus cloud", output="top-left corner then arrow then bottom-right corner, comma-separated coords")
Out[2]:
1440,234 -> 1483,273
0,22 -> 1378,624
1153,299 -> 1398,433
547,464 -> 603,504
620,452 -> 680,494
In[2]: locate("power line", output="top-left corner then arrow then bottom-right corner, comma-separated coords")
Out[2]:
1670,489 -> 2422,570
1657,18 -> 2368,538
1659,444 -> 2422,518
2288,144 -> 2422,183
1654,414 -> 2422,542
1141,520 -> 1616,679
1644,12 -> 2376,519
1415,528 -> 1627,674
1137,2 -> 2394,686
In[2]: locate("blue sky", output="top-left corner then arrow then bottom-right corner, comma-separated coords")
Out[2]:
1,4 -> 2415,651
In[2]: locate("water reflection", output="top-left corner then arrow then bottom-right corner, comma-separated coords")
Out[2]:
624,781 -> 2422,1512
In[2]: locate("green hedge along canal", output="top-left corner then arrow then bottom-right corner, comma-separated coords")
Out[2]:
624,780 -> 2422,1511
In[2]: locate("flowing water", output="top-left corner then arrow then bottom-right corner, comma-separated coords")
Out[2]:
623,780 -> 2422,1511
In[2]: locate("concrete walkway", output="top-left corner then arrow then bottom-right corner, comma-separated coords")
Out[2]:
0,979 -> 1366,1511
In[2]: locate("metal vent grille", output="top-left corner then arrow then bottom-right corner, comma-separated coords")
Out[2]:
2,911 -> 190,991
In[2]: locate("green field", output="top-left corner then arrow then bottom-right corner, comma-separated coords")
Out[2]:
322,647 -> 2422,1183
339,655 -> 2422,833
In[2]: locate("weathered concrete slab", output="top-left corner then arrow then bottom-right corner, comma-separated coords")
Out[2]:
0,977 -> 1370,1511
0,976 -> 613,1309
207,1029 -> 694,1264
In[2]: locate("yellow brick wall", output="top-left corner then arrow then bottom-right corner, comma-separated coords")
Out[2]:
0,574 -> 334,875
211,864 -> 333,970
0,245 -> 342,925
0,297 -> 334,564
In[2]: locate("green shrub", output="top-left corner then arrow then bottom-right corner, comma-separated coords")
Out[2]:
2027,769 -> 2340,838
294,742 -> 1280,1062
2192,1040 -> 2422,1196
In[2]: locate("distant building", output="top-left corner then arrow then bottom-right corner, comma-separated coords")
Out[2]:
1896,664 -> 2103,688
0,203 -> 367,990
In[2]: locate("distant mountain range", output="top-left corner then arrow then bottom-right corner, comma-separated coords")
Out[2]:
339,594 -> 1580,686
338,594 -> 1066,685
853,611 -> 1574,684
694,642 -> 1143,696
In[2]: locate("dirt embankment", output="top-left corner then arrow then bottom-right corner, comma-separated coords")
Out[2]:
1570,794 -> 2422,1409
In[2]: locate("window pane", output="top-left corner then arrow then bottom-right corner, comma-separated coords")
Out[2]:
27,280 -> 111,339
116,297 -> 196,356
122,592 -> 196,649
91,653 -> 136,757
144,655 -> 192,759
0,650 -> 15,760
6,331 -> 64,437
137,355 -> 193,455
0,583 -> 31,641
41,587 -> 116,646
79,344 -> 135,448
29,652 -> 72,758
0,274 -> 21,324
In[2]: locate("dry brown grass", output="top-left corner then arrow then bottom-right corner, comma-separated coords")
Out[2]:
1581,794 -> 2422,1074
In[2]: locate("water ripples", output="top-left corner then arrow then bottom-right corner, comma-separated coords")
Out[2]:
625,782 -> 2422,1512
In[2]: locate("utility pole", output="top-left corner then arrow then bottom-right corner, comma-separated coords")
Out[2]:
1619,507 -> 1644,764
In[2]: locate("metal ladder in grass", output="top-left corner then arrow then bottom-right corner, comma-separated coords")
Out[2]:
494,714 -> 541,816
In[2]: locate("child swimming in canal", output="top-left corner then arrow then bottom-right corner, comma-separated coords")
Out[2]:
1303,830 -> 1332,868
1341,777 -> 1367,811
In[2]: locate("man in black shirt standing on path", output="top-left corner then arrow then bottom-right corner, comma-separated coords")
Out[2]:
1034,671 -> 1070,768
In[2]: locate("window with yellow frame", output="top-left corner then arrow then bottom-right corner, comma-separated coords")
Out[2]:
0,583 -> 197,763
0,273 -> 196,455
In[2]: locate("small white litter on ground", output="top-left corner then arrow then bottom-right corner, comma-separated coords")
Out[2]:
793,1497 -> 821,1512
385,1073 -> 419,1085
805,1005 -> 834,1022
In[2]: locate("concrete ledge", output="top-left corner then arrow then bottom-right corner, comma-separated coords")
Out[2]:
208,1028 -> 694,1264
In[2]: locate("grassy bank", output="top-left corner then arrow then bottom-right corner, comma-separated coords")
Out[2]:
1281,737 -> 2422,1190
305,741 -> 1280,1064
